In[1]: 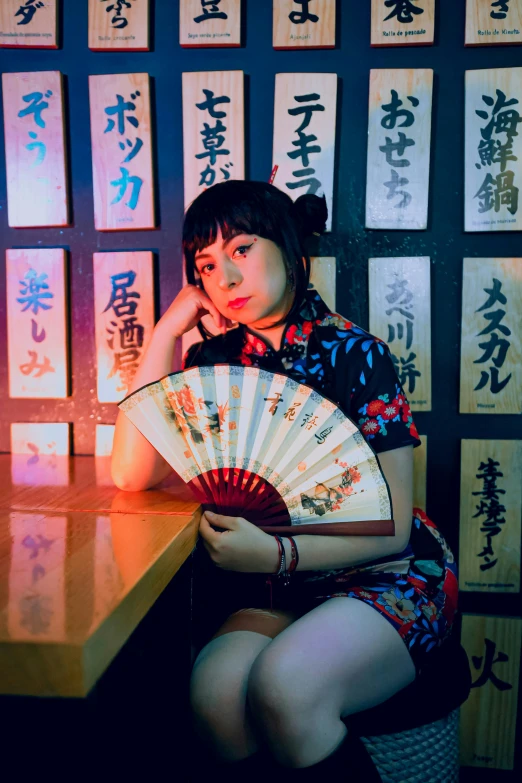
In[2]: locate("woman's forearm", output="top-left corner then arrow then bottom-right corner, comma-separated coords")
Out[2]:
279,521 -> 411,573
111,325 -> 178,491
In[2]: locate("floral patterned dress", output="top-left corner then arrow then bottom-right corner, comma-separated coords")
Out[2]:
183,288 -> 458,675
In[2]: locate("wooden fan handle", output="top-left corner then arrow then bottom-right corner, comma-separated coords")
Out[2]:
258,520 -> 395,536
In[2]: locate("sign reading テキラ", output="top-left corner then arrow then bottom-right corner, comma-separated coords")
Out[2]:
465,68 -> 522,232
272,72 -> 337,232
371,0 -> 435,46
466,0 -> 522,46
0,0 -> 58,48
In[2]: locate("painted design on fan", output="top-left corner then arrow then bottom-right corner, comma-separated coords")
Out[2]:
166,385 -> 235,448
300,463 -> 362,516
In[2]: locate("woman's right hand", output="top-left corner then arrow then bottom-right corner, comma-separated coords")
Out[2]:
155,284 -> 233,339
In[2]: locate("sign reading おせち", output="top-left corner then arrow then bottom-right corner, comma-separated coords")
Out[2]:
273,0 -> 335,49
465,0 -> 522,46
0,0 -> 58,48
180,0 -> 241,47
88,0 -> 150,51
460,258 -> 521,414
272,73 -> 337,232
2,71 -> 69,228
89,73 -> 155,231
182,71 -> 244,210
6,249 -> 69,399
93,252 -> 155,403
369,257 -> 432,411
371,0 -> 435,46
366,69 -> 433,230
459,439 -> 521,594
465,68 -> 522,232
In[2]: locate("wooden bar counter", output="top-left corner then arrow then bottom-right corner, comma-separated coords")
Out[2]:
0,454 -> 201,697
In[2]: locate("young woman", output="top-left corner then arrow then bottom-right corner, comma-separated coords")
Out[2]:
111,180 -> 458,781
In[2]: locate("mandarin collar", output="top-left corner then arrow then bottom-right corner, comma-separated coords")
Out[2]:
242,287 -> 327,359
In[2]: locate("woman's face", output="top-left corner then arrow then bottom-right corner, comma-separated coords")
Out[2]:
193,228 -> 293,328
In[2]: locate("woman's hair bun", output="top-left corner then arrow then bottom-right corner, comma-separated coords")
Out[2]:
291,193 -> 328,239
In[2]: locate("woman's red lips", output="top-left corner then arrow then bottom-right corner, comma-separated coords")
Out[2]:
228,297 -> 251,309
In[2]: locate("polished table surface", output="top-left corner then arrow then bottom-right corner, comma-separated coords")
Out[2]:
0,454 -> 201,698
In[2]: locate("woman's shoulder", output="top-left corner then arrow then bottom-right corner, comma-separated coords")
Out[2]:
313,307 -> 389,366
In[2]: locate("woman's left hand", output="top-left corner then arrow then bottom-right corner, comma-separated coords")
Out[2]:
199,511 -> 278,573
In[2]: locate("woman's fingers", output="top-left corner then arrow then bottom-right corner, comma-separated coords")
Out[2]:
199,293 -> 226,333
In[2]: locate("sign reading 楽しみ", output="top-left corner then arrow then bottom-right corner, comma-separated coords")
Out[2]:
371,0 -> 435,46
465,0 -> 522,46
460,258 -> 521,414
273,72 -> 337,232
273,0 -> 335,49
180,0 -> 241,47
182,70 -> 244,210
6,249 -> 69,399
88,0 -> 150,51
465,68 -> 522,231
366,69 -> 433,230
369,257 -> 432,411
0,0 -> 58,48
2,71 -> 69,228
89,73 -> 155,230
93,252 -> 155,403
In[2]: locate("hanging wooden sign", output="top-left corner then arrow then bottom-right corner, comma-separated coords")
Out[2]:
369,256 -> 432,411
95,424 -> 115,456
459,439 -> 521,593
273,0 -> 335,49
88,0 -> 150,51
89,73 -> 155,231
371,0 -> 435,46
413,434 -> 427,510
366,69 -> 433,230
465,68 -> 522,232
10,422 -> 70,486
2,71 -> 69,228
460,258 -> 521,414
180,0 -> 241,47
310,256 -> 336,311
460,614 -> 521,770
466,0 -> 522,46
93,251 -> 155,403
273,72 -> 337,232
182,70 -> 244,210
0,0 -> 58,49
7,512 -> 67,642
6,248 -> 69,399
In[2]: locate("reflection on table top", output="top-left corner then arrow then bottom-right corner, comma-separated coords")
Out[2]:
0,455 -> 200,698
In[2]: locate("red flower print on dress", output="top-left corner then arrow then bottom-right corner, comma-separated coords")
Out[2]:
366,399 -> 386,417
361,418 -> 380,436
381,401 -> 400,420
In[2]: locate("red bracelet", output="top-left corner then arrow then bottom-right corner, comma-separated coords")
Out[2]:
287,536 -> 298,573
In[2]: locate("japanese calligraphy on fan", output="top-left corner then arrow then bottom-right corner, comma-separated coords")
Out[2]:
182,70 -> 245,209
459,440 -> 521,593
6,249 -> 68,399
369,257 -> 432,410
89,73 -> 155,230
93,252 -> 155,403
273,72 -> 337,231
366,69 -> 433,229
370,0 -> 435,46
460,258 -> 521,414
465,68 -> 522,231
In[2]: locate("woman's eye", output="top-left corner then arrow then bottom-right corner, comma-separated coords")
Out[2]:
201,263 -> 215,274
234,243 -> 252,256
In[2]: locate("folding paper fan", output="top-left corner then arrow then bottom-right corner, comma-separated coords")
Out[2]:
118,365 -> 394,537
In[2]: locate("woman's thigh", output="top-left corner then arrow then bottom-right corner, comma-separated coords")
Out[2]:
247,596 -> 416,721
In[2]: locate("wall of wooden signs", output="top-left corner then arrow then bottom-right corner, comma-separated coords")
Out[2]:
0,2 -> 521,777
